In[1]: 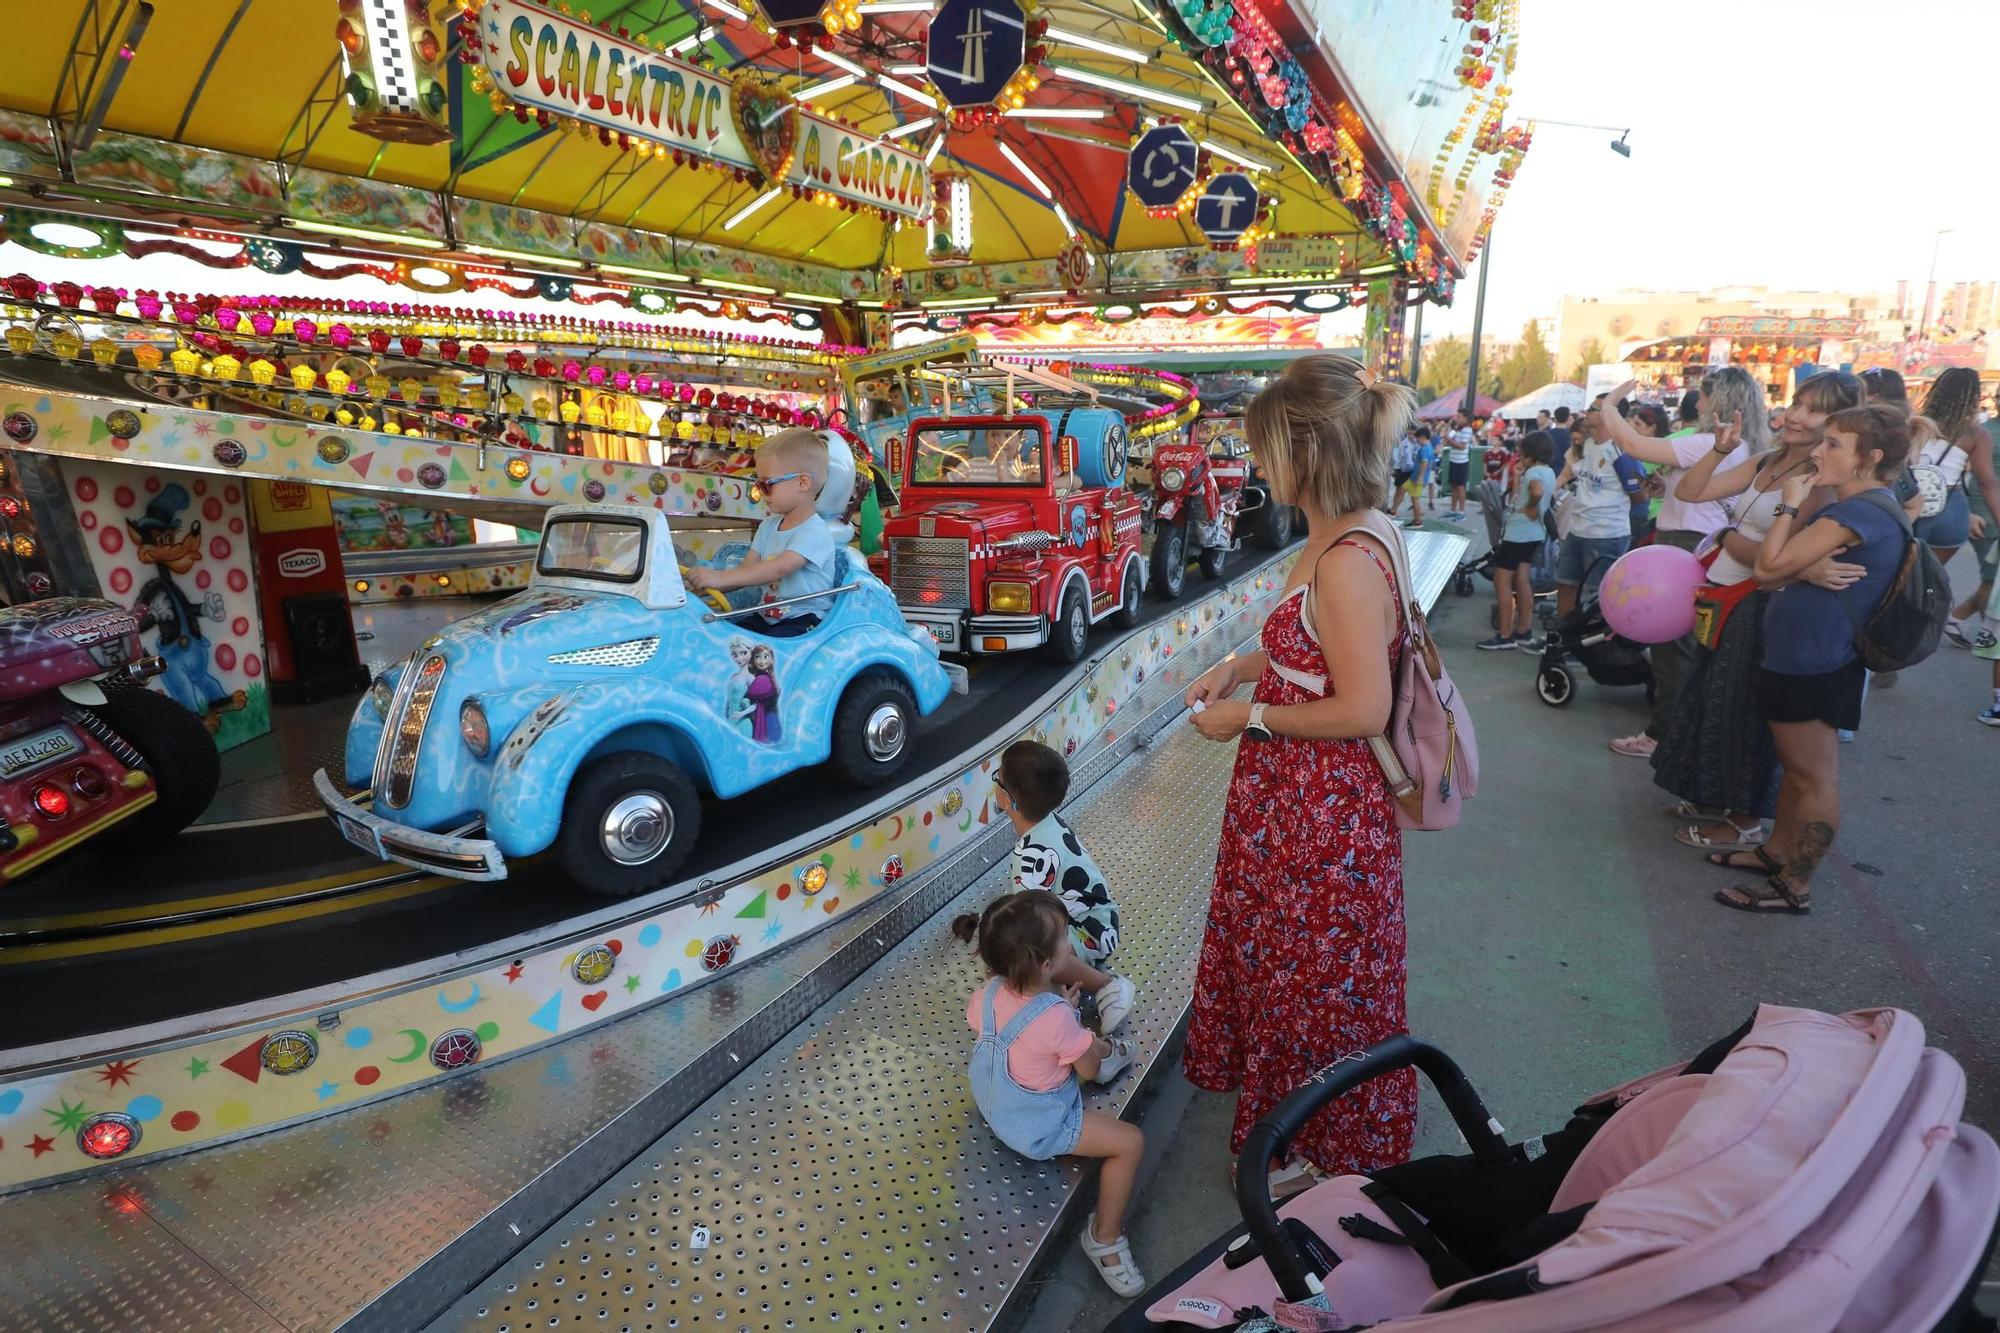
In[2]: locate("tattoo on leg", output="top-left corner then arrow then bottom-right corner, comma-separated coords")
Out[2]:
1785,821 -> 1835,886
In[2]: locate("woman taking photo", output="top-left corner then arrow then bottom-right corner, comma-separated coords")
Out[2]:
1476,430 -> 1557,650
1599,369 -> 1768,757
1182,354 -> 1415,1196
1717,404 -> 1914,914
1653,370 -> 1863,856
1909,368 -> 2000,570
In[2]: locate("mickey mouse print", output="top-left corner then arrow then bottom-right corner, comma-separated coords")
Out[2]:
1011,812 -> 1120,962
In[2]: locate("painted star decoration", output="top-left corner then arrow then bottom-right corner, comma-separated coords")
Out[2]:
185,1056 -> 210,1079
623,974 -> 642,993
47,1099 -> 89,1133
96,1059 -> 140,1089
28,1134 -> 54,1157
503,962 -> 525,983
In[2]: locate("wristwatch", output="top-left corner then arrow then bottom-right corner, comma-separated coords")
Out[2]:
1245,702 -> 1274,742
1773,503 -> 1799,518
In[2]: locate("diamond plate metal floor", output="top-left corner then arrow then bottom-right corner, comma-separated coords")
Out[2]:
439,719 -> 1235,1333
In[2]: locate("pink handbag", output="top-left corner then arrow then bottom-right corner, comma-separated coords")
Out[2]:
1329,513 -> 1479,831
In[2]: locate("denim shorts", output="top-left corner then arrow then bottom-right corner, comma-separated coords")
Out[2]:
1557,534 -> 1630,593
1913,488 -> 1969,551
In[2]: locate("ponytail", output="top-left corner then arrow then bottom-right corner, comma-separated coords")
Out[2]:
951,890 -> 1068,992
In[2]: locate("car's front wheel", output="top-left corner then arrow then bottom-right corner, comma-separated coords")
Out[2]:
829,672 -> 917,787
93,684 -> 220,845
1045,582 -> 1090,664
556,752 -> 700,897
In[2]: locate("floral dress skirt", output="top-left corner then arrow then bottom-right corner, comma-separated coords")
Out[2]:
1183,575 -> 1416,1175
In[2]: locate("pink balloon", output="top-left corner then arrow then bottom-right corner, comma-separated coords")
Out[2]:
1600,544 -> 1708,644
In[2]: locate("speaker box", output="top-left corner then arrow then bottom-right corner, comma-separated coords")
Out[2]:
274,591 -> 370,705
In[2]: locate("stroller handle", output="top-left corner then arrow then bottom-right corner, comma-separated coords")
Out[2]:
1235,1036 -> 1508,1302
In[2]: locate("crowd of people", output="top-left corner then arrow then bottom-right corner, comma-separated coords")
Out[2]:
1402,365 -> 2000,912
946,355 -> 1998,1298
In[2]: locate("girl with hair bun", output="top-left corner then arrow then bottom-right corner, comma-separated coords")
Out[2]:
1181,354 -> 1420,1197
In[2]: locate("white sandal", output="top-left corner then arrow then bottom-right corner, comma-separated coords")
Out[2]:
1079,1214 -> 1147,1296
1674,821 -> 1767,851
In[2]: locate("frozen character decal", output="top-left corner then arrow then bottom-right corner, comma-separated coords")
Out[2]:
498,695 -> 568,771
723,637 -> 756,736
127,483 -> 246,732
746,643 -> 781,743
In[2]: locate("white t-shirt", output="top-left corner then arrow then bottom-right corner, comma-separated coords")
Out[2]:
1446,427 -> 1474,464
1657,432 -> 1752,536
1564,439 -> 1633,540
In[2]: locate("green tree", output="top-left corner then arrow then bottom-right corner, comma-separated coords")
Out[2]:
1489,321 -> 1556,402
1417,335 -> 1471,406
1568,336 -> 1609,384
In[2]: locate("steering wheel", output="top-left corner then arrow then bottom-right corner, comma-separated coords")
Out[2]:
677,564 -> 735,614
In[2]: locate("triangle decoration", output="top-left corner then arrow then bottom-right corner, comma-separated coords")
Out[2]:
221,1037 -> 265,1084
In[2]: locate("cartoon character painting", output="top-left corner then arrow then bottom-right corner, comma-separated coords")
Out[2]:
127,483 -> 247,732
724,638 -> 756,736
746,643 -> 781,743
376,500 -> 412,549
1067,503 -> 1090,547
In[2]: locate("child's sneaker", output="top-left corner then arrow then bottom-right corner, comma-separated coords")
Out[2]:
1092,1037 -> 1135,1083
1094,976 -> 1135,1033
1978,704 -> 2000,728
1080,1215 -> 1147,1296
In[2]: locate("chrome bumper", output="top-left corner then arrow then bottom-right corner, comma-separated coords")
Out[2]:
312,769 -> 507,882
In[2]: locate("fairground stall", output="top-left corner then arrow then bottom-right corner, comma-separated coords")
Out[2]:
0,1 -> 1516,1327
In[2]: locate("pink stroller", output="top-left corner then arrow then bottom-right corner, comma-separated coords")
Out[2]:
1119,1006 -> 1999,1332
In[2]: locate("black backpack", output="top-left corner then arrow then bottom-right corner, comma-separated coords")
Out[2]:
1843,489 -> 1950,672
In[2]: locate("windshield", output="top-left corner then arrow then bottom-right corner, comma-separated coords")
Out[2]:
911,425 -> 1046,487
537,517 -> 646,583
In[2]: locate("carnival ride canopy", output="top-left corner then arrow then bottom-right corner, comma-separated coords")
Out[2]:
0,0 -> 1506,303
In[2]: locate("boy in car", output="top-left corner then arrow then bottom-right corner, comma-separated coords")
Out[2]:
686,429 -> 839,638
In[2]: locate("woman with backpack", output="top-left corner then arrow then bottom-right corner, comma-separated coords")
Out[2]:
1181,354 -> 1422,1197
1909,369 -> 2000,571
1716,405 -> 1916,915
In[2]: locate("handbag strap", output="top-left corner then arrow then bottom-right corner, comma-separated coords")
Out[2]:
1310,512 -> 1423,800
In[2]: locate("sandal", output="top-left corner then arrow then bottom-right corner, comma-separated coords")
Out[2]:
1714,876 -> 1811,915
1226,1155 -> 1328,1202
1704,846 -> 1782,874
1079,1213 -> 1147,1296
1662,799 -> 1725,821
1675,821 -> 1768,851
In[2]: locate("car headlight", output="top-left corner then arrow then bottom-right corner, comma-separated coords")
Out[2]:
460,698 -> 491,758
369,676 -> 394,719
1159,466 -> 1186,492
988,580 -> 1033,615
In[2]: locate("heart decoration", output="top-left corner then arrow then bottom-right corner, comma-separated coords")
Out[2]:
731,73 -> 799,186
580,991 -> 608,1012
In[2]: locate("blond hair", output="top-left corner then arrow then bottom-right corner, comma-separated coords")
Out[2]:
759,427 -> 830,497
1246,355 -> 1414,517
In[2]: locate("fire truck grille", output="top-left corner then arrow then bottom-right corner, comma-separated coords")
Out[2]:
889,537 -> 971,610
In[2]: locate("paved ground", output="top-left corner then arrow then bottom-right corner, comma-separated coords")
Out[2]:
1017,521 -> 1999,1331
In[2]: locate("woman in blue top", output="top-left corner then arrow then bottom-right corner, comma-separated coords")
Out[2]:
1717,404 -> 1914,916
1478,430 -> 1557,650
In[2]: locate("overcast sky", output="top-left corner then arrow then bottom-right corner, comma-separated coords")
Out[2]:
1419,0 -> 2000,341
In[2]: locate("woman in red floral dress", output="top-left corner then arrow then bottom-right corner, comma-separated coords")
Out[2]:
1183,354 -> 1419,1189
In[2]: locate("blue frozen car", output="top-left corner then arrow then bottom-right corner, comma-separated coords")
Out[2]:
314,502 -> 964,897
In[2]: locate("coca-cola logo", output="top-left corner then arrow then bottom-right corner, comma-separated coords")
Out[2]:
277,548 -> 326,578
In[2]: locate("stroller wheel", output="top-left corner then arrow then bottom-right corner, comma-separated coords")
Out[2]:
1453,569 -> 1475,597
1536,665 -> 1575,707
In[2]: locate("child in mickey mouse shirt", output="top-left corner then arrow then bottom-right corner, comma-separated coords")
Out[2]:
992,739 -> 1135,1039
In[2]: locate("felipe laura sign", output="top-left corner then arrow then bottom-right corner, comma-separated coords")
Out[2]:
477,0 -> 928,219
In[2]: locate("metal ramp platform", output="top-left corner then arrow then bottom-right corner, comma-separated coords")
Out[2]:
0,530 -> 1466,1333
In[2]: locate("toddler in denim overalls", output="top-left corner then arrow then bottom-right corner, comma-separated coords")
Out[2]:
952,889 -> 1148,1296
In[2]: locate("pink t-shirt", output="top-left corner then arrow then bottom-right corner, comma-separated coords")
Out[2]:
965,983 -> 1094,1092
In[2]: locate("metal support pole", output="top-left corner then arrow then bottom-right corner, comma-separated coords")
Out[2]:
1465,234 -> 1491,412
1408,297 -> 1425,388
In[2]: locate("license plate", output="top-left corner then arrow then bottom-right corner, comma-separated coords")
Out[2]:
338,815 -> 383,858
930,621 -> 957,645
0,726 -> 80,778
